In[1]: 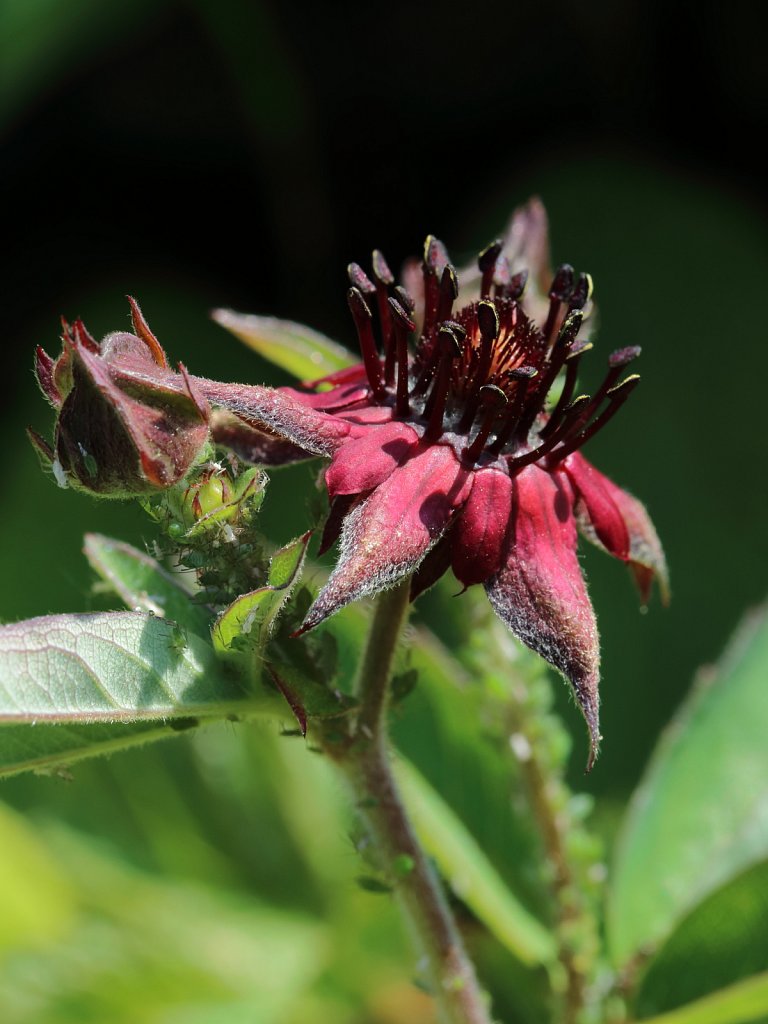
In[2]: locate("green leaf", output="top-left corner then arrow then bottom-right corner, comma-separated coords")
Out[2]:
395,756 -> 556,966
637,972 -> 768,1024
212,531 -> 310,653
608,604 -> 768,967
0,610 -> 273,724
636,861 -> 768,1019
0,720 -> 197,780
84,533 -> 213,638
211,309 -> 355,381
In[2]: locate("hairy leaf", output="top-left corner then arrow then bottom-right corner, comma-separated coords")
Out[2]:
84,533 -> 212,637
212,532 -> 310,653
0,611 -> 269,723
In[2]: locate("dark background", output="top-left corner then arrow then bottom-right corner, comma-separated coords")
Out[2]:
2,0 -> 767,796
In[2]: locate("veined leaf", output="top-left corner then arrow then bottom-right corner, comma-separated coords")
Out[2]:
211,309 -> 355,381
212,532 -> 310,653
0,610 -> 273,724
637,971 -> 768,1024
608,604 -> 768,966
84,533 -> 212,638
395,755 -> 555,966
0,720 -> 196,780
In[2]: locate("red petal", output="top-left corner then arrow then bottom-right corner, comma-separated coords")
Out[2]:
563,452 -> 669,606
325,421 -> 419,499
300,443 -> 472,631
485,464 -> 601,769
284,380 -> 370,411
452,466 -> 513,587
302,363 -> 368,390
562,452 -> 630,560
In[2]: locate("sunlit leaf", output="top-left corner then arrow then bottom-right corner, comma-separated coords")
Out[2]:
212,531 -> 310,653
637,972 -> 768,1024
608,604 -> 768,966
395,755 -> 555,966
0,611 -> 273,724
211,309 -> 355,381
84,533 -> 212,637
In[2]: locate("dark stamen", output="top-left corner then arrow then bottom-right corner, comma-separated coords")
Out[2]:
412,320 -> 466,396
552,375 -> 641,463
569,272 -> 593,311
458,300 -> 499,432
436,264 -> 458,324
507,395 -> 592,472
347,287 -> 384,397
347,262 -> 377,296
394,285 -> 415,312
388,296 -> 415,418
464,385 -> 507,462
542,263 -> 575,346
516,310 -> 583,439
539,340 -> 593,439
372,250 -> 396,382
422,235 -> 449,335
478,240 -> 503,299
424,325 -> 461,440
487,366 -> 538,454
573,344 -> 642,433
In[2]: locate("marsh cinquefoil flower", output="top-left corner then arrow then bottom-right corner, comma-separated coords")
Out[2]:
203,201 -> 668,766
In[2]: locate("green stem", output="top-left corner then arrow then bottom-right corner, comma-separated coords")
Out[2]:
326,580 -> 493,1024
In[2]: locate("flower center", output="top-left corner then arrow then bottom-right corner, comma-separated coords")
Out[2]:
345,239 -> 641,471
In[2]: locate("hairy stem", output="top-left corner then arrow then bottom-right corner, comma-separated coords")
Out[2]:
325,580 -> 493,1024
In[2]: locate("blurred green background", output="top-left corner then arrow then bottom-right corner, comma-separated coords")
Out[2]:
1,0 -> 767,1021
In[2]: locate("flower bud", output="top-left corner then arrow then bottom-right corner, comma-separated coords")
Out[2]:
31,302 -> 211,497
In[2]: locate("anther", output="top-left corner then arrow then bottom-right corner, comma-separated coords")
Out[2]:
508,394 -> 592,472
458,300 -> 499,432
394,286 -> 415,312
552,375 -> 641,463
422,235 -> 449,335
542,263 -> 575,346
569,272 -> 593,311
465,385 -> 507,462
487,366 -> 538,454
436,264 -> 459,323
517,310 -> 583,439
372,251 -> 396,384
371,250 -> 394,287
478,240 -> 503,299
388,296 -> 415,418
412,320 -> 465,396
424,324 -> 461,440
347,262 -> 377,296
539,340 -> 593,439
347,287 -> 384,397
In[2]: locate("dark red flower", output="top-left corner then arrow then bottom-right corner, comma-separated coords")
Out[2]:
199,200 -> 668,766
